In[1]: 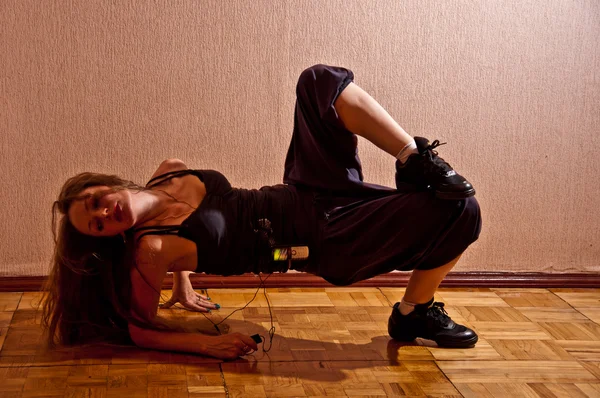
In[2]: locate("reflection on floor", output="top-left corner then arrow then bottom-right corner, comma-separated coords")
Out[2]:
0,287 -> 599,397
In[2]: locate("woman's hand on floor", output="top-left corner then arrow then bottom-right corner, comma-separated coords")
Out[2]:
204,333 -> 259,359
160,271 -> 219,312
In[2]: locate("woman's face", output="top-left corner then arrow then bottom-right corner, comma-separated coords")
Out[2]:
68,185 -> 134,237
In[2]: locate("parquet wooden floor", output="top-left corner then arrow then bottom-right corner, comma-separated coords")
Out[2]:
0,287 -> 599,397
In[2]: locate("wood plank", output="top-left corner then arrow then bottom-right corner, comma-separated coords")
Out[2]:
495,291 -> 571,308
574,383 -> 600,398
555,341 -> 600,361
266,292 -> 334,307
16,292 -> 43,311
552,291 -> 600,308
456,382 -> 540,398
457,306 -> 531,322
516,307 -> 591,323
486,339 -> 575,361
0,292 -> 22,311
435,291 -> 509,307
538,322 -> 600,341
578,307 -> 600,324
528,382 -> 591,398
437,360 -> 598,383
469,322 -> 553,340
579,362 -> 600,379
0,366 -> 29,394
0,311 -> 14,328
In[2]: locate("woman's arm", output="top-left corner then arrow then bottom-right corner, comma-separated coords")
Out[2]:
131,242 -> 255,359
128,324 -> 258,359
129,268 -> 257,359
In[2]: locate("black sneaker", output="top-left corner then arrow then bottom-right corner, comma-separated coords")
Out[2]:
395,137 -> 475,200
388,298 -> 478,348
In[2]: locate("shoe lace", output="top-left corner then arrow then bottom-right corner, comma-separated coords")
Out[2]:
426,302 -> 452,327
425,140 -> 446,155
422,140 -> 453,174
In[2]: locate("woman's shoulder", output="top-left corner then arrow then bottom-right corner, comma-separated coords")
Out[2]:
149,159 -> 188,181
129,238 -> 168,322
134,236 -> 167,271
146,159 -> 232,195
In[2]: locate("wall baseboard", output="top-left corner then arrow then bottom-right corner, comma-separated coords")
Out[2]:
1,272 -> 599,292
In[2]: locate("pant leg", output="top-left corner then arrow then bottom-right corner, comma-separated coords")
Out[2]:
312,194 -> 482,286
414,196 -> 482,270
283,64 -> 392,195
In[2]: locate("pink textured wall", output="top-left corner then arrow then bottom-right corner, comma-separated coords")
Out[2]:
1,1 -> 599,276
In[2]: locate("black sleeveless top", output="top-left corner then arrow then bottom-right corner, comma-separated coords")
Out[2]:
133,169 -> 316,275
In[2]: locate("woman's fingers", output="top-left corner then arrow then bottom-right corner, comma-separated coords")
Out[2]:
197,299 -> 219,310
236,333 -> 259,351
186,298 -> 219,312
192,296 -> 219,310
196,292 -> 211,301
186,302 -> 211,313
207,334 -> 259,359
159,295 -> 219,313
230,337 -> 254,357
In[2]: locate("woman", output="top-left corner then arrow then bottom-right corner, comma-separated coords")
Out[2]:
42,64 -> 482,359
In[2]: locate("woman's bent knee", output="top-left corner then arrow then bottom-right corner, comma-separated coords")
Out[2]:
296,64 -> 329,91
295,64 -> 354,98
414,196 -> 482,271
463,196 -> 482,244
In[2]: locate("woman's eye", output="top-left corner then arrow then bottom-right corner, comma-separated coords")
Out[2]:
92,196 -> 100,209
97,220 -> 103,232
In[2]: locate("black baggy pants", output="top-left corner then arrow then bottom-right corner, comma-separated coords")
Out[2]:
284,64 -> 482,286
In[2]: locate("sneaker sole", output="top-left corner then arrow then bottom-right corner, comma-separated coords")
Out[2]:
395,182 -> 476,200
435,188 -> 476,200
434,334 -> 479,348
389,334 -> 479,349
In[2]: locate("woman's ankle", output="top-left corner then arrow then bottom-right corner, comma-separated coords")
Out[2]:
399,297 -> 434,315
